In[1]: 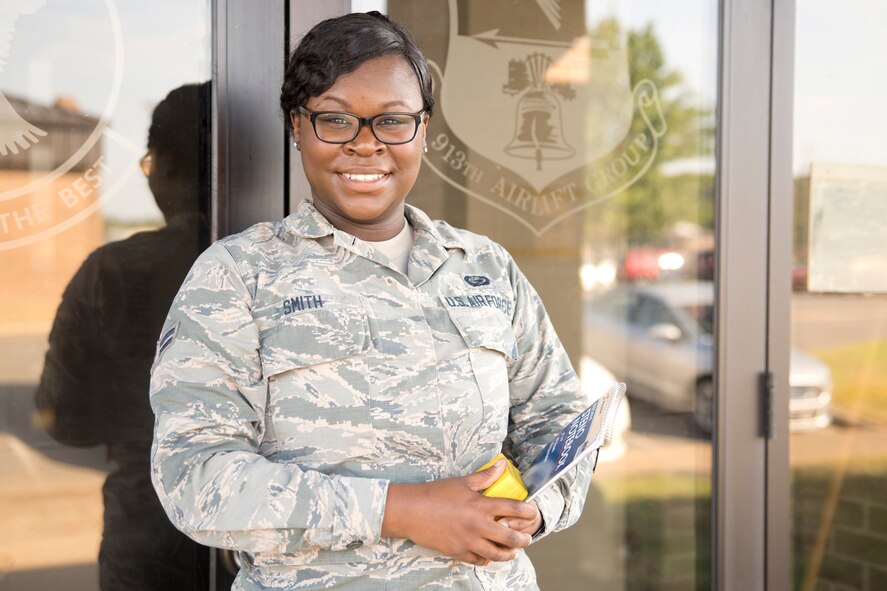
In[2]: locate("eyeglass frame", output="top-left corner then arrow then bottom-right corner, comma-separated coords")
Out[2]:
298,106 -> 426,145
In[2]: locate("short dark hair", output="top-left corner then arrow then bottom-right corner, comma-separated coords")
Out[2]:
280,11 -> 433,134
147,83 -> 211,219
148,83 -> 210,171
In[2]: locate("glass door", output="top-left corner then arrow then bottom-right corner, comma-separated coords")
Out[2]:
789,2 -> 887,589
384,1 -> 720,588
0,2 -> 212,589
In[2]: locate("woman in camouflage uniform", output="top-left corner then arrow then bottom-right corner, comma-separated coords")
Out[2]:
150,11 -> 594,590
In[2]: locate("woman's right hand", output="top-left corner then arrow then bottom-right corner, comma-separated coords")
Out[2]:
380,459 -> 539,566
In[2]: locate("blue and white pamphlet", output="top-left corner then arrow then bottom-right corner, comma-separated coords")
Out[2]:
523,382 -> 627,502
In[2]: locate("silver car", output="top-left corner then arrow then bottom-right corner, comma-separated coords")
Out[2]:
583,281 -> 832,432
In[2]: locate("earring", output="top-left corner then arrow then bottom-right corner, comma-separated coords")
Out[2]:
293,141 -> 300,151
423,145 -> 428,153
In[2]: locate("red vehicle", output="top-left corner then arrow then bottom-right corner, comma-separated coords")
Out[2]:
621,247 -> 668,282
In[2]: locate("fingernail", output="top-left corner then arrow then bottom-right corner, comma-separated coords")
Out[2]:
495,459 -> 504,467
500,519 -> 510,528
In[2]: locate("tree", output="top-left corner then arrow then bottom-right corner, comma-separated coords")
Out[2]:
586,20 -> 715,249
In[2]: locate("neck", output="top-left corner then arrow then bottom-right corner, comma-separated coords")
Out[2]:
313,201 -> 406,241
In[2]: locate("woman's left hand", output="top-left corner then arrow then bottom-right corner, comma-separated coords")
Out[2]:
498,501 -> 543,537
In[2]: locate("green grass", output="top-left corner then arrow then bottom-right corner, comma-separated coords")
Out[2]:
530,472 -> 713,591
533,462 -> 887,590
813,339 -> 887,423
597,472 -> 711,504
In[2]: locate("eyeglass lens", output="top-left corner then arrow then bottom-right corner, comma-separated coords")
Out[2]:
313,112 -> 418,144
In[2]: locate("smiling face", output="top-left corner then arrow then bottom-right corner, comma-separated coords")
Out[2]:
290,54 -> 428,241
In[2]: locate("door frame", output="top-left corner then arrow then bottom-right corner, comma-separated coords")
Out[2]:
716,0 -> 794,588
212,1 -> 795,589
765,0 -> 796,589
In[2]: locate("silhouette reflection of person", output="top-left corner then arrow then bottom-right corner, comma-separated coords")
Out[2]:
35,83 -> 211,590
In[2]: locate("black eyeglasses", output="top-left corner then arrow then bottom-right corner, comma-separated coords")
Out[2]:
299,106 -> 425,145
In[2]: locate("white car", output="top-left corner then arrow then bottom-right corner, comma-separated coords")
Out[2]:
583,281 -> 831,432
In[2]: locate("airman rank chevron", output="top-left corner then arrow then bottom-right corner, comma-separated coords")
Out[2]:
158,322 -> 179,357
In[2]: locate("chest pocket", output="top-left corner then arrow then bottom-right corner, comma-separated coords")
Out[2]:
441,296 -> 518,445
260,305 -> 374,464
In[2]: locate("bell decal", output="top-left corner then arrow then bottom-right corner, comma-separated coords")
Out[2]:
504,53 -> 575,171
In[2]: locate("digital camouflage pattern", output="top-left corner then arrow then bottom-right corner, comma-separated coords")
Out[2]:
150,200 -> 594,590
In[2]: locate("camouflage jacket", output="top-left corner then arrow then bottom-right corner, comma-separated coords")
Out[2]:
150,200 -> 594,590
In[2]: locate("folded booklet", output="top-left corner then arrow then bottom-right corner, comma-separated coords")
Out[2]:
521,381 -> 627,502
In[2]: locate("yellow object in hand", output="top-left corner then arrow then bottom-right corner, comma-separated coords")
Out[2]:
477,453 -> 528,501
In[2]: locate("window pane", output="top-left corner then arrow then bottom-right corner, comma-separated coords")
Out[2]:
389,0 -> 718,588
0,2 -> 212,588
791,2 -> 887,589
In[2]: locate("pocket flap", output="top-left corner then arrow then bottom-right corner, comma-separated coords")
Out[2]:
441,295 -> 518,360
260,306 -> 370,377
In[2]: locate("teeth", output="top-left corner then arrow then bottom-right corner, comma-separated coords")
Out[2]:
342,173 -> 386,182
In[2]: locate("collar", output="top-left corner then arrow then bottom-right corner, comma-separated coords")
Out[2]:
284,200 -> 337,239
283,199 -> 466,252
403,203 -> 465,251
282,200 -> 466,285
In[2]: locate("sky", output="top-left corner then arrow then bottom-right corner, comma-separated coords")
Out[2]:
793,0 -> 887,175
1,0 -> 881,223
0,0 -> 210,224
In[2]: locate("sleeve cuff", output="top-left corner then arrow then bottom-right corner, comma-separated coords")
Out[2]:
328,476 -> 390,551
530,485 -> 565,543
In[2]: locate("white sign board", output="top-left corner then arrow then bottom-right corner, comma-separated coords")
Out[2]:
808,163 -> 887,293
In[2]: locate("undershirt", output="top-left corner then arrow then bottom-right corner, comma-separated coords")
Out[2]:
366,219 -> 413,275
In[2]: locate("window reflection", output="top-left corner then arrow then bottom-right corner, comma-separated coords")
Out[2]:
34,83 -> 211,590
392,0 -> 717,588
0,2 -> 211,589
791,2 -> 887,588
